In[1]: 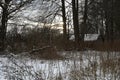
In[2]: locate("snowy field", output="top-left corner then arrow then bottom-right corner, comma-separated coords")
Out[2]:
0,51 -> 120,80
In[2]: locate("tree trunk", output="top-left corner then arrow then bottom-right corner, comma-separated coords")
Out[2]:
72,0 -> 80,49
103,0 -> 114,41
110,0 -> 114,41
61,0 -> 67,40
82,0 -> 88,41
0,8 -> 8,51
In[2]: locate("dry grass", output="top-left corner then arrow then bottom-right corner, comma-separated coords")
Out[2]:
78,40 -> 120,51
1,51 -> 120,80
29,46 -> 64,60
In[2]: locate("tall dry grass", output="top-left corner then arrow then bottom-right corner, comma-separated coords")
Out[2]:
1,51 -> 119,80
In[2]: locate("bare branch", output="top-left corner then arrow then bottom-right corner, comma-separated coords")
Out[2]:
8,0 -> 34,15
0,1 -> 4,8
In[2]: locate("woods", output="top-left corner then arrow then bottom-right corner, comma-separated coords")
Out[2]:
0,0 -> 34,51
0,0 -> 120,80
0,0 -> 120,51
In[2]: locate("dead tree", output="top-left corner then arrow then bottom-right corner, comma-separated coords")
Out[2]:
0,0 -> 34,51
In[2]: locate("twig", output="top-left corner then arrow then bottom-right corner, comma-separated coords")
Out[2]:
29,45 -> 51,54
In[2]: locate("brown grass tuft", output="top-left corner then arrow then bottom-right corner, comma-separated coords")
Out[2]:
29,46 -> 64,60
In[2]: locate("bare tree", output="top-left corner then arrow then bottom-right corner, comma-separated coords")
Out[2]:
81,0 -> 88,40
72,0 -> 80,48
61,0 -> 67,40
0,0 -> 34,51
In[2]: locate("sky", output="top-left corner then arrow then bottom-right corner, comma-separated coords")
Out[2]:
4,0 -> 63,31
1,0 -> 82,32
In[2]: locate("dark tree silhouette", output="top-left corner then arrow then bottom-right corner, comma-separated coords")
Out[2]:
0,0 -> 34,51
61,0 -> 67,40
72,0 -> 80,48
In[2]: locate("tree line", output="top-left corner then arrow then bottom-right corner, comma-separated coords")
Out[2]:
0,0 -> 120,51
61,0 -> 120,48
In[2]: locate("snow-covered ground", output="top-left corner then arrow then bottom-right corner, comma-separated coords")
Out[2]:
0,51 -> 120,80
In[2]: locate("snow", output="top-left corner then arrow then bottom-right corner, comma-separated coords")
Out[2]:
69,34 -> 99,41
84,34 -> 99,41
0,51 -> 119,80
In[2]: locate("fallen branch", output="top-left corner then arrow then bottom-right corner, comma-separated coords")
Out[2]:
29,45 -> 51,54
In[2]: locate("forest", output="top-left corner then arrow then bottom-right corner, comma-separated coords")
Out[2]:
0,0 -> 120,80
0,0 -> 120,51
